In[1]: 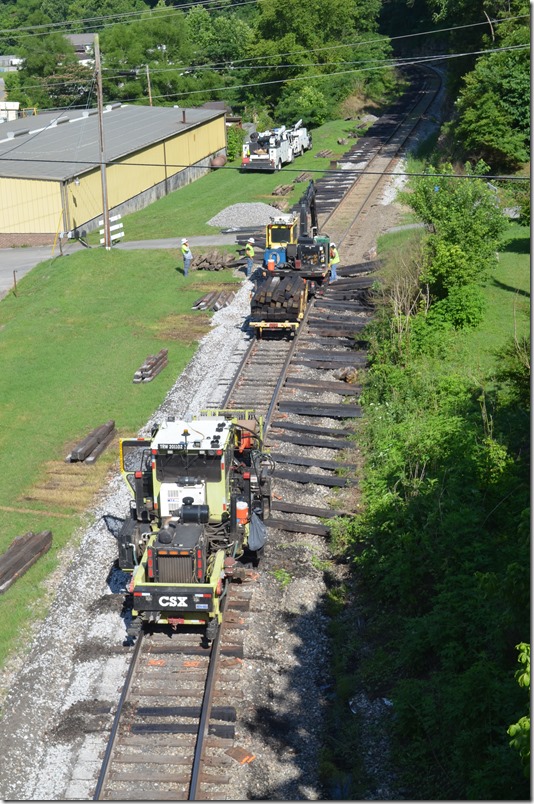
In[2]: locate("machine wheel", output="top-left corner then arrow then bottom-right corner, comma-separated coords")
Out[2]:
277,160 -> 282,171
206,617 -> 219,641
126,616 -> 143,642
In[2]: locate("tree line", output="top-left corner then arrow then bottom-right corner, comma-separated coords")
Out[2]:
1,0 -> 529,170
1,0 -> 393,130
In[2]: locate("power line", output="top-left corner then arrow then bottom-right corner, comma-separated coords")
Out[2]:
10,42 -> 529,111
90,44 -> 532,106
0,155 -> 528,182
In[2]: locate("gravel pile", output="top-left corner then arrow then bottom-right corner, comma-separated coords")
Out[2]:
208,202 -> 284,229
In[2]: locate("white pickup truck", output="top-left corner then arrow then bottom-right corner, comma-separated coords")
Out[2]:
241,120 -> 311,172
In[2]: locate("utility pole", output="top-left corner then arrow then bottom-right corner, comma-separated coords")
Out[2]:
146,64 -> 153,106
94,34 -> 111,249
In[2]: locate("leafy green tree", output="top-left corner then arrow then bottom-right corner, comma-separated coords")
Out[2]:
18,31 -> 78,78
256,0 -> 381,50
240,33 -> 311,109
34,63 -> 94,108
65,0 -> 147,29
452,17 -> 530,169
508,643 -> 530,777
186,7 -> 253,65
275,83 -> 329,126
401,162 -> 507,327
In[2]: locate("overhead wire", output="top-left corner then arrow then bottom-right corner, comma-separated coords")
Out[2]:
0,153 -> 528,182
0,12 -> 527,175
58,44 -> 532,108
9,41 -> 529,108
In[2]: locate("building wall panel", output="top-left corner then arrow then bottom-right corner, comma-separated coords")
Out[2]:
1,114 -> 226,244
66,169 -> 103,232
0,177 -> 62,235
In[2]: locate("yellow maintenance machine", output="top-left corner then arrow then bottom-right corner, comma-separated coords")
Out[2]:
116,410 -> 273,640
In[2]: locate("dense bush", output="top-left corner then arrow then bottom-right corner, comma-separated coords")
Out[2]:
226,125 -> 247,161
348,263 -> 531,798
399,162 -> 508,330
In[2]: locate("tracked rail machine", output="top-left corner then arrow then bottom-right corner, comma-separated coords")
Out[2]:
262,179 -> 331,288
117,410 -> 273,639
249,180 -> 331,337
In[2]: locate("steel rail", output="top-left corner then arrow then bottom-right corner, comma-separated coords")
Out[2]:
93,631 -> 145,800
321,66 -> 442,250
187,589 -> 229,800
220,335 -> 256,406
263,298 -> 314,433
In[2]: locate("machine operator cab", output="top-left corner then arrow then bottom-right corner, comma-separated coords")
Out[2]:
263,213 -> 298,271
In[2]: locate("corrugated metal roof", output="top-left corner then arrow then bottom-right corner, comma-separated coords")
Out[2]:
0,104 -> 224,181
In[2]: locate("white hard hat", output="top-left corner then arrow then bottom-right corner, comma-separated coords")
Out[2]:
181,238 -> 188,244
331,242 -> 336,247
248,237 -> 255,243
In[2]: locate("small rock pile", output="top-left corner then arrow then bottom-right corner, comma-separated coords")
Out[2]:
208,202 -> 283,229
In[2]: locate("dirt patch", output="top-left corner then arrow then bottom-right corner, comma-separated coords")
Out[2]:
154,312 -> 212,342
87,594 -> 125,616
73,641 -> 126,662
19,456 -> 116,514
51,700 -> 114,741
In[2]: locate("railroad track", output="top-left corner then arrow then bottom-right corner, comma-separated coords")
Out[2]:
318,65 -> 442,253
94,583 -> 254,801
90,65 -> 442,801
260,262 -> 375,536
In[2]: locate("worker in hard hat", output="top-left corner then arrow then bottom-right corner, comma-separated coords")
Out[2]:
329,241 -> 340,282
245,237 -> 255,279
180,238 -> 192,277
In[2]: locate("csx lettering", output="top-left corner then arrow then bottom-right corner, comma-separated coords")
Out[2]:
159,595 -> 188,607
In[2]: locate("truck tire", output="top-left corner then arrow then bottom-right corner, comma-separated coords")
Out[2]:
277,159 -> 282,171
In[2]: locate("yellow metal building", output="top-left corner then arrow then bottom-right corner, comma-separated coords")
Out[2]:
0,104 -> 226,246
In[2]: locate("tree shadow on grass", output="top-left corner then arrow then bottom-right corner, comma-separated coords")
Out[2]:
491,278 -> 530,298
500,236 -> 530,255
